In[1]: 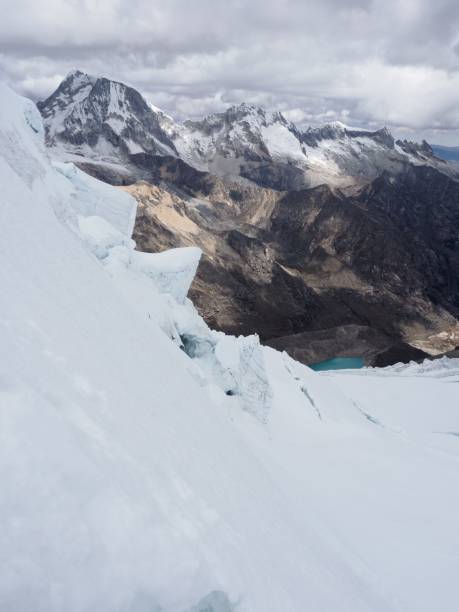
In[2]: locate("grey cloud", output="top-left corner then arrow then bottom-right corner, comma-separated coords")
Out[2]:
1,0 -> 459,143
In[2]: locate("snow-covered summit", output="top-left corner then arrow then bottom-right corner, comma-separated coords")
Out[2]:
38,70 -> 177,162
301,122 -> 393,146
38,72 -> 453,189
172,102 -> 306,175
172,103 -> 448,188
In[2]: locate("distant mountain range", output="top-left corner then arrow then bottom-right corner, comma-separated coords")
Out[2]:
38,70 -> 454,190
431,144 -> 459,162
37,70 -> 459,364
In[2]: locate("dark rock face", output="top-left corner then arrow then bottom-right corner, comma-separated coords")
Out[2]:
396,138 -> 436,158
266,325 -> 393,365
74,161 -> 136,186
267,327 -> 430,368
128,164 -> 459,365
251,168 -> 459,360
371,344 -> 431,368
357,167 -> 459,309
301,125 -> 395,149
128,154 -> 218,196
239,161 -> 307,191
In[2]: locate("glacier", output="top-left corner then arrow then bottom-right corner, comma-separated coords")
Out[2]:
1,82 -> 459,612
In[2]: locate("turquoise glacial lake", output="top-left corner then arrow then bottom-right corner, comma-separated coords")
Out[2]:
309,356 -> 365,371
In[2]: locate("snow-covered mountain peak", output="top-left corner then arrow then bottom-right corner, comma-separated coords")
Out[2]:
224,102 -> 289,126
173,102 -> 304,177
184,102 -> 292,133
38,70 -> 177,163
37,73 -> 455,189
64,69 -> 96,92
39,70 -> 96,120
301,122 -> 395,148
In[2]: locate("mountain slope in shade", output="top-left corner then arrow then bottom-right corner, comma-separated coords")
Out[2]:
129,170 -> 459,364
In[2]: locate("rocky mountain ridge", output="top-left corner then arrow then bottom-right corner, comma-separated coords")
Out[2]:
39,70 -> 453,191
38,70 -> 177,162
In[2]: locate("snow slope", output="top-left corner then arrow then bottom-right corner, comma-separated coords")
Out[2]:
2,83 -> 459,612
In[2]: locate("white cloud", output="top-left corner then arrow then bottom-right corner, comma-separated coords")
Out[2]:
1,0 -> 459,143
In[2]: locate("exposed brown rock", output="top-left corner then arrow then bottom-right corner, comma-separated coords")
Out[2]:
122,164 -> 459,365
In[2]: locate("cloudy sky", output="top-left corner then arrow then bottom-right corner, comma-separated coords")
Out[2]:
1,0 -> 459,144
